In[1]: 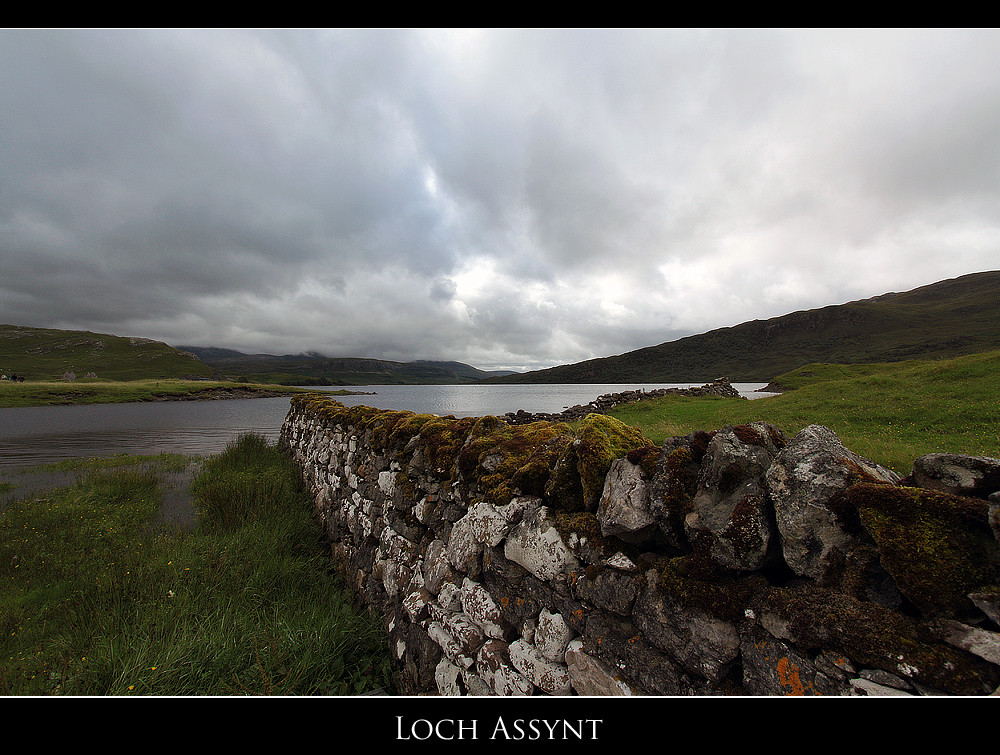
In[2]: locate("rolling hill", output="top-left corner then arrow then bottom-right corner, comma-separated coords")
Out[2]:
178,347 -> 518,385
483,270 -> 1000,383
6,270 -> 996,387
0,325 -> 218,381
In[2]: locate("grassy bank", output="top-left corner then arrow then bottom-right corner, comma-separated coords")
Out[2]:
0,379 -> 308,408
0,434 -> 394,695
609,349 -> 1000,475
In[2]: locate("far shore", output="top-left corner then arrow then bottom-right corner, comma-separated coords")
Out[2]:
0,379 -> 374,409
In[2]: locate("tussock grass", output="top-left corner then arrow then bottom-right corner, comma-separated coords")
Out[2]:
610,350 -> 1000,475
0,434 -> 394,695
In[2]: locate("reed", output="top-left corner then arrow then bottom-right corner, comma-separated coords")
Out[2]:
0,435 -> 394,695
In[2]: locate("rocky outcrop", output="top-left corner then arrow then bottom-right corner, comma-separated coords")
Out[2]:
279,394 -> 1000,696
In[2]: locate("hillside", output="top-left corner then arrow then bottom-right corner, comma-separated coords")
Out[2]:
179,347 -> 518,385
0,325 -> 217,381
485,270 -> 1000,383
608,348 -> 1000,474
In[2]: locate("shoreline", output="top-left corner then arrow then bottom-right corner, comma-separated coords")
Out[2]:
502,378 -> 747,424
0,380 -> 313,408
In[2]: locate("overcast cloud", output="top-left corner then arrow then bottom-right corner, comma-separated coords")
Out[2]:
2,28 -> 998,372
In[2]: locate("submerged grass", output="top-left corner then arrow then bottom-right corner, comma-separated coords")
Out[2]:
610,350 -> 1000,475
0,433 -> 394,695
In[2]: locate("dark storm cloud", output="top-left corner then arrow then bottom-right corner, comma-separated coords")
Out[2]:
2,28 -> 999,371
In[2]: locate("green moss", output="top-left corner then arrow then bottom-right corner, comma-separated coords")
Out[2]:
655,446 -> 698,530
544,443 -> 586,512
626,445 -> 662,478
553,510 -> 605,543
379,412 -> 438,451
458,419 -> 576,506
292,397 -> 656,514
574,414 -> 653,511
846,483 -> 1000,618
653,555 -> 759,624
415,415 -> 478,477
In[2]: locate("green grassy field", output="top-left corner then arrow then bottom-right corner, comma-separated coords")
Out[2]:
0,325 -> 218,382
0,379 -> 306,408
609,349 -> 1000,475
0,435 -> 394,695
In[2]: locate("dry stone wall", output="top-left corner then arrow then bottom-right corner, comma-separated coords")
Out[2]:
279,393 -> 1000,696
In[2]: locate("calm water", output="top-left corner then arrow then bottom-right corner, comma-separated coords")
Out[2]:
0,383 -> 774,469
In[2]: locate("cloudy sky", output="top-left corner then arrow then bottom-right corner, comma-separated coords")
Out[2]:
2,28 -> 999,372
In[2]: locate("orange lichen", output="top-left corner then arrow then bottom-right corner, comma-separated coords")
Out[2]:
776,657 -> 808,696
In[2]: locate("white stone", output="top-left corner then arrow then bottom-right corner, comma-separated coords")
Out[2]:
476,640 -> 535,696
850,678 -> 914,696
427,614 -> 484,669
508,639 -> 572,695
435,658 -> 464,695
402,587 -> 432,622
503,506 -> 578,581
436,581 -> 464,612
535,609 -> 573,663
460,578 -> 506,640
932,619 -> 1000,665
378,470 -> 395,497
467,497 -> 533,547
605,551 -> 638,571
421,540 -> 455,595
446,512 -> 482,574
597,458 -> 654,537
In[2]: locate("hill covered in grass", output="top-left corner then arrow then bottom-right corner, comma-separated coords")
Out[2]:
608,348 -> 1000,474
0,325 -> 217,382
179,347 -> 518,385
485,270 -> 1000,383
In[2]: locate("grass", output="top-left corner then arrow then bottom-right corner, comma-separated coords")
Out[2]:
0,379 -> 305,408
0,324 -> 219,381
5,452 -> 195,476
609,349 -> 1000,475
0,434 -> 394,695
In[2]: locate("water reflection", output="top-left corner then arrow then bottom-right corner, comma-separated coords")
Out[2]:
0,397 -> 292,469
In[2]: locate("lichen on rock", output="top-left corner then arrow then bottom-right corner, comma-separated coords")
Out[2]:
280,394 -> 1000,697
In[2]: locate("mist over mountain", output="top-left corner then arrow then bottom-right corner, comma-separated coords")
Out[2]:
179,347 -> 518,385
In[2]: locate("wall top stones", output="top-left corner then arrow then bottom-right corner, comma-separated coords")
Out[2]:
280,393 -> 1000,696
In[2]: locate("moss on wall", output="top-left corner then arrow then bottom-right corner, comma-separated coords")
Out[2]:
846,482 -> 1000,618
290,396 -> 654,515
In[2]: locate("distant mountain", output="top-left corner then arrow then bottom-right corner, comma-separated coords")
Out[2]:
0,325 -> 217,381
179,347 -> 519,385
483,270 -> 1000,384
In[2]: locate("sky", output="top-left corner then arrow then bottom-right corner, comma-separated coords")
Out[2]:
2,28 -> 999,373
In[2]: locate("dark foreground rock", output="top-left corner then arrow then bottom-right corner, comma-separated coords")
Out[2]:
280,395 -> 1000,696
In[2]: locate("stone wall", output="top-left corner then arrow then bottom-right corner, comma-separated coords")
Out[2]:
279,393 -> 1000,696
